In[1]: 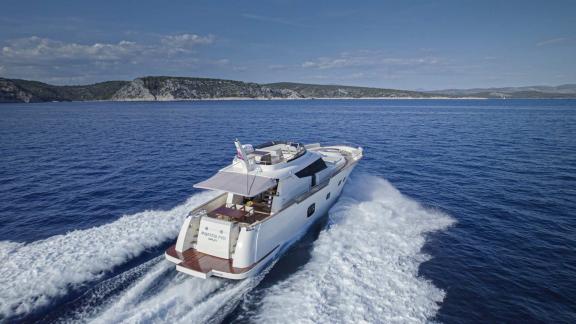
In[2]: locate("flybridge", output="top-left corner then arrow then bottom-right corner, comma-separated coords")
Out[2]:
194,140 -> 311,197
235,140 -> 307,169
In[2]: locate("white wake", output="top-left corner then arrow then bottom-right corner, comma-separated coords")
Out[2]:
1,174 -> 455,323
78,254 -> 274,323
0,191 -> 217,319
252,175 -> 455,323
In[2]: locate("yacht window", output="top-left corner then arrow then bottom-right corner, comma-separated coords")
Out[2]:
326,192 -> 331,200
295,158 -> 327,178
338,179 -> 342,186
259,153 -> 272,165
307,203 -> 316,217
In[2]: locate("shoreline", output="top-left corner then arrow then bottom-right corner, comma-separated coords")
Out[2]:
110,96 -> 481,102
4,97 -> 576,104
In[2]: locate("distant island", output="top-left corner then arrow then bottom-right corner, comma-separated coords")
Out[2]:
1,76 -> 575,103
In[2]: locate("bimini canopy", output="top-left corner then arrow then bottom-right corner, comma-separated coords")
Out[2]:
194,171 -> 276,197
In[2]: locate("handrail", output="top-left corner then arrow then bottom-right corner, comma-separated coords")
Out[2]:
187,193 -> 227,217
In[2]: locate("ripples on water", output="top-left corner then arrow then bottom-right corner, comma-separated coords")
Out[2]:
0,99 -> 575,323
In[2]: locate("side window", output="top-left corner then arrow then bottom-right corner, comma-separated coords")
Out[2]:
326,192 -> 331,200
338,179 -> 342,186
307,203 -> 316,217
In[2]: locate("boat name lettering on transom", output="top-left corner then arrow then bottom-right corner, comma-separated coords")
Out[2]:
200,231 -> 228,242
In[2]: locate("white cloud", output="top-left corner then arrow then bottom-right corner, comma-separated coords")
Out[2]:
1,34 -> 215,62
160,33 -> 214,48
301,51 -> 439,70
1,36 -> 141,61
0,34 -> 219,84
302,58 -> 348,69
536,37 -> 569,47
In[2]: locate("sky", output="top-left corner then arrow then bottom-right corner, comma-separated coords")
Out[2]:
0,0 -> 575,89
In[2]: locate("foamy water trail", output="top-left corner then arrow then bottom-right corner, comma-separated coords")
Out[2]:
51,256 -> 166,323
253,175 -> 455,323
88,263 -> 225,323
0,191 -> 217,319
86,259 -> 274,324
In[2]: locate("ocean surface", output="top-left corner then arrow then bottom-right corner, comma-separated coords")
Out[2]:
0,99 -> 575,323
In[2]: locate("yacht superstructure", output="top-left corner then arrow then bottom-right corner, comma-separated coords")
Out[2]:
165,140 -> 363,279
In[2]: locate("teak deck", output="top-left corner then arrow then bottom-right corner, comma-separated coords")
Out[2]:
208,204 -> 271,224
166,245 -> 253,275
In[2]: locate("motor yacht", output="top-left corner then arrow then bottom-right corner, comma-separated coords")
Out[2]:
165,140 -> 363,279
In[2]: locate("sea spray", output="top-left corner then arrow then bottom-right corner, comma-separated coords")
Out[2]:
87,260 -> 224,323
0,191 -> 217,319
45,256 -> 165,322
2,174 -> 454,322
87,259 -> 276,323
252,174 -> 455,323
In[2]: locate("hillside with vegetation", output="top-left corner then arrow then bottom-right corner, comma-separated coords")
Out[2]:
111,76 -> 301,101
2,76 -> 575,103
265,82 -> 434,98
0,78 -> 127,103
0,76 -> 438,103
428,84 -> 576,99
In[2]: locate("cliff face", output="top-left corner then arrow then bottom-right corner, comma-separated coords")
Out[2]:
112,78 -> 155,101
0,79 -> 33,103
112,77 -> 302,101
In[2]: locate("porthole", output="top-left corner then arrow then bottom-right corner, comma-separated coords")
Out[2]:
307,203 -> 316,217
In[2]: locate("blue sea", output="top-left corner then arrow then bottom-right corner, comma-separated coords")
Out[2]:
0,99 -> 575,323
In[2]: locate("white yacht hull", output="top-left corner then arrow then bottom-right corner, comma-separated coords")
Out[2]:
165,144 -> 362,280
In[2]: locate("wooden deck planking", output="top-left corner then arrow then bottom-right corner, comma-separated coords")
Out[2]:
166,245 -> 253,274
